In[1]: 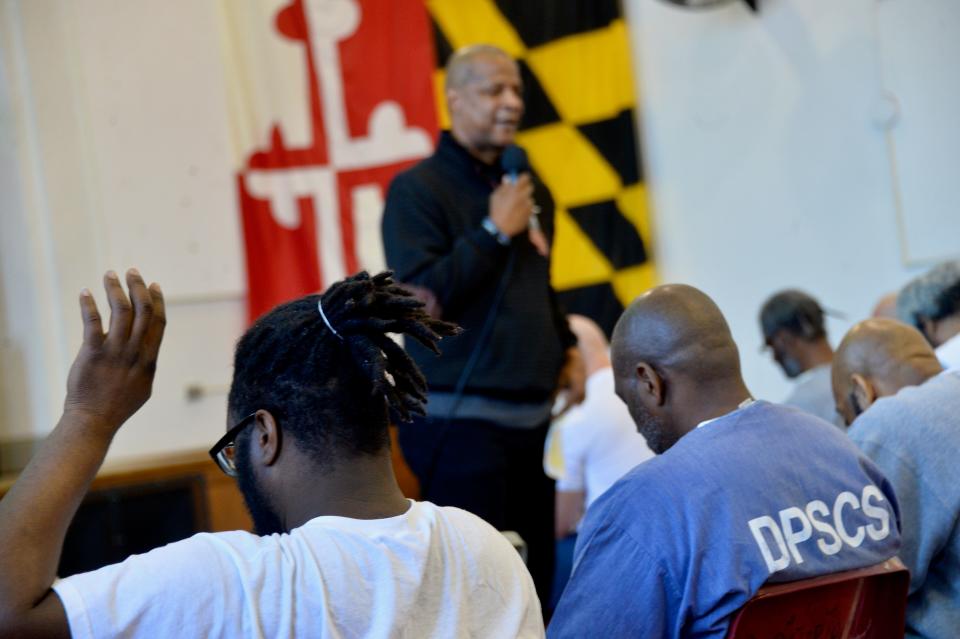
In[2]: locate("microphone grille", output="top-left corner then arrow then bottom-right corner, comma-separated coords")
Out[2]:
501,145 -> 528,174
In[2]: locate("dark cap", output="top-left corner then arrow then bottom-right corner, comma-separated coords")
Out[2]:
759,289 -> 827,342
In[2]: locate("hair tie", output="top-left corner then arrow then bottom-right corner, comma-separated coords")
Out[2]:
318,299 -> 344,341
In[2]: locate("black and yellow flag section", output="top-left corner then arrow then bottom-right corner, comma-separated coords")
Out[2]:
427,0 -> 656,335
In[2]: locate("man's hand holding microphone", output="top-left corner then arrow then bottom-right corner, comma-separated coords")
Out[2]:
486,145 -> 549,256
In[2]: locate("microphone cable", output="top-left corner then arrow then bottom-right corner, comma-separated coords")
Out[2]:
417,247 -> 517,498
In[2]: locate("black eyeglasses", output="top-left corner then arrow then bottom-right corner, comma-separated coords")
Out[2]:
209,412 -> 257,477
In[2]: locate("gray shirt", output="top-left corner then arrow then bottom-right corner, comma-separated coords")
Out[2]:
849,370 -> 960,639
783,363 -> 845,429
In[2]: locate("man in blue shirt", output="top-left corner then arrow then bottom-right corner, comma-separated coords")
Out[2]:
833,318 -> 960,638
549,284 -> 901,638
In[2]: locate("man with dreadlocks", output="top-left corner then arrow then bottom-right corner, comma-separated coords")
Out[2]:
0,269 -> 544,638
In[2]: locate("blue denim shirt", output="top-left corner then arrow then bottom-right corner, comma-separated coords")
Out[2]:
549,401 -> 902,638
850,370 -> 960,639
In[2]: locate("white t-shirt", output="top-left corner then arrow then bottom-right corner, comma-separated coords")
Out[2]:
936,331 -> 960,371
782,363 -> 845,428
52,500 -> 543,639
549,368 -> 654,509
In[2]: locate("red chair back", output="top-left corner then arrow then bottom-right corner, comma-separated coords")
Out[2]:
726,558 -> 909,639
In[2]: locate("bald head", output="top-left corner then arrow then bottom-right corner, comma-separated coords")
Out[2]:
871,292 -> 899,319
567,314 -> 610,377
832,318 -> 943,425
612,284 -> 742,385
445,45 -> 515,91
611,285 -> 750,454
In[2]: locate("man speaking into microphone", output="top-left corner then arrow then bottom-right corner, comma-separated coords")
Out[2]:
381,44 -> 585,603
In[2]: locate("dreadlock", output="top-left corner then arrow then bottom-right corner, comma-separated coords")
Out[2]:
227,271 -> 459,466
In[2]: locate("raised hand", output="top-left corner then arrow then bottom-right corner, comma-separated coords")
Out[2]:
63,269 -> 166,432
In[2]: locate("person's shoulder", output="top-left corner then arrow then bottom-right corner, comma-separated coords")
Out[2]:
583,453 -> 672,520
574,465 -> 674,561
745,398 -> 822,422
422,503 -> 532,572
851,372 -> 960,443
865,372 -> 957,420
159,528 -> 262,554
751,403 -> 865,464
672,401 -> 856,475
383,154 -> 450,219
587,402 -> 845,509
745,400 -> 846,439
389,149 -> 444,187
64,528 -> 272,585
917,369 -> 960,399
894,370 -> 960,404
188,528 -> 295,563
847,397 -> 904,442
425,502 -> 507,541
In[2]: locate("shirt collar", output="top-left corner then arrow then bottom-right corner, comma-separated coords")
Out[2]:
793,363 -> 828,384
695,397 -> 756,430
437,130 -> 504,186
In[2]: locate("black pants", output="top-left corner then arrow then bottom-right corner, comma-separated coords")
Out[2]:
398,414 -> 556,606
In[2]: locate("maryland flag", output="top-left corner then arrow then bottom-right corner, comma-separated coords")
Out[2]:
236,0 -> 439,321
237,0 -> 654,332
428,0 -> 656,334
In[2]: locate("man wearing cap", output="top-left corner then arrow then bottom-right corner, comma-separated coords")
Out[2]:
897,260 -> 960,370
759,289 -> 843,427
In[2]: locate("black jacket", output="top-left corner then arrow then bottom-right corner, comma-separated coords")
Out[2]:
382,132 -> 575,403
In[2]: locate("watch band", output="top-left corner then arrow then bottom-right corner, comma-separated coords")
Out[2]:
481,217 -> 511,246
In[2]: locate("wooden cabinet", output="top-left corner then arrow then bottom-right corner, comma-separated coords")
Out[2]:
0,451 -> 251,577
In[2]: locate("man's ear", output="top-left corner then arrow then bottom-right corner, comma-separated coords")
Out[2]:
918,316 -> 944,347
851,374 -> 878,413
776,329 -> 800,354
251,409 -> 281,467
636,361 -> 665,407
446,88 -> 460,116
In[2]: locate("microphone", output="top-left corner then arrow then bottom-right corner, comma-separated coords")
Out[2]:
501,144 -> 527,182
501,145 -> 542,233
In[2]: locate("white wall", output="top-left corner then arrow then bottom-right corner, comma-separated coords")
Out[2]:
0,0 -> 251,462
0,0 -> 421,464
1,0 -> 958,462
625,0 -> 958,403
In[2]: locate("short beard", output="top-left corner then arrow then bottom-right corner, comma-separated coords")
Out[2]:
234,436 -> 285,536
630,404 -> 673,455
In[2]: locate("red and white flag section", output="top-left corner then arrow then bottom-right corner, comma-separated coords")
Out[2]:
237,0 -> 439,321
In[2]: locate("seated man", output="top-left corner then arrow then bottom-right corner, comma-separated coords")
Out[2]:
549,284 -> 901,638
0,269 -> 544,638
897,259 -> 960,370
546,315 -> 654,610
759,289 -> 843,426
833,318 -> 960,638
550,315 -> 654,538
